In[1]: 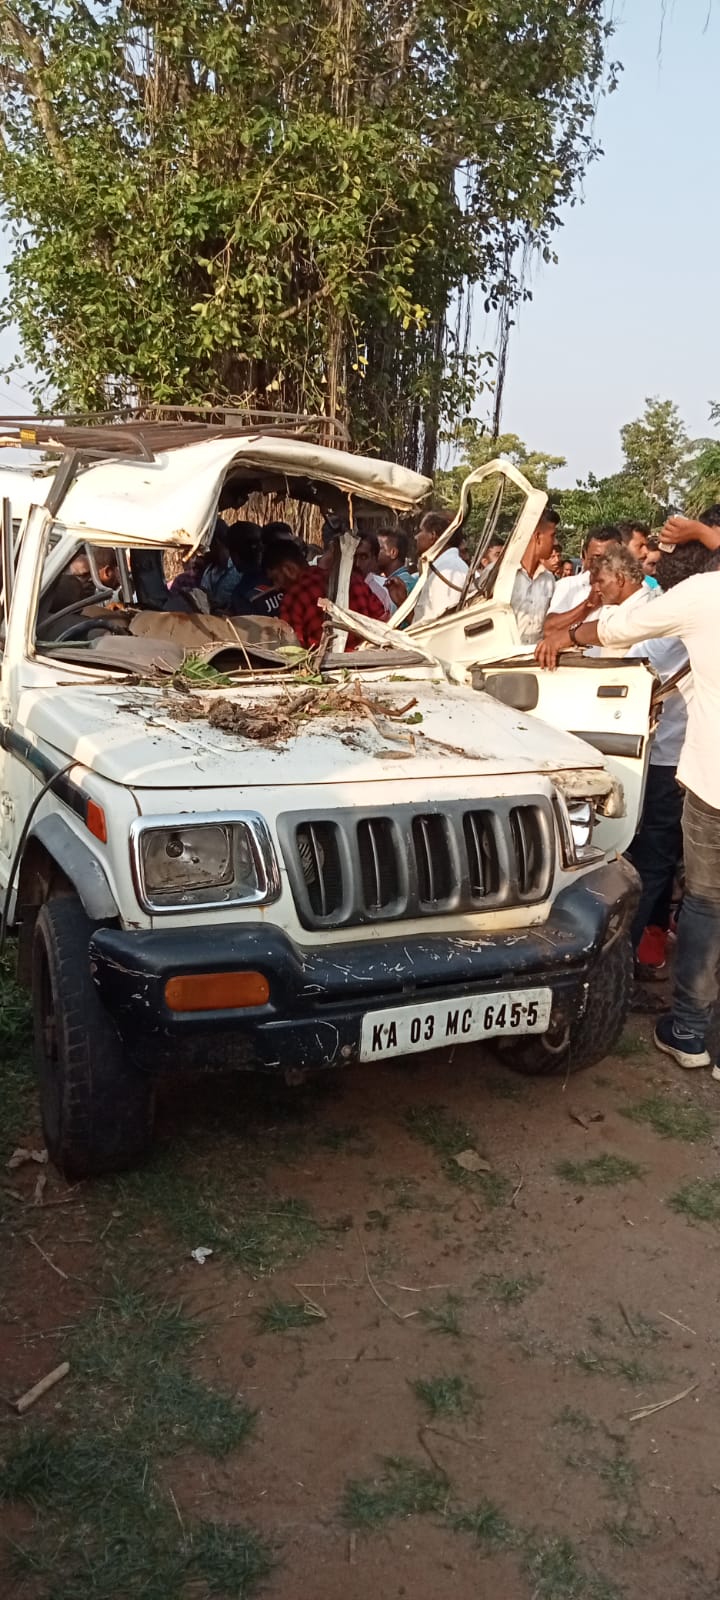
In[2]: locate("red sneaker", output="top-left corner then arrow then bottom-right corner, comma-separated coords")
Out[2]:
636,925 -> 668,977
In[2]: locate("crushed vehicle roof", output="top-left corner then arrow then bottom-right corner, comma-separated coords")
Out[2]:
0,422 -> 433,549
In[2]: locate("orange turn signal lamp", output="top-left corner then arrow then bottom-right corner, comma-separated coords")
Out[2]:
164,970 -> 270,1013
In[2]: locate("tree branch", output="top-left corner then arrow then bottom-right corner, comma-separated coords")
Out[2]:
0,4 -> 70,172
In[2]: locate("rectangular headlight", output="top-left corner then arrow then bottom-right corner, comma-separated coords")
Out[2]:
555,795 -> 600,868
130,814 -> 280,913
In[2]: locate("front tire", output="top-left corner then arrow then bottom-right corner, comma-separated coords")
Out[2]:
496,933 -> 634,1078
32,898 -> 155,1180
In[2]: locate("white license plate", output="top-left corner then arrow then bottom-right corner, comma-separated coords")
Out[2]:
359,987 -> 552,1063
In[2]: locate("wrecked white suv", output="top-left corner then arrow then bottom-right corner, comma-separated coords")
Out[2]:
0,420 -> 653,1179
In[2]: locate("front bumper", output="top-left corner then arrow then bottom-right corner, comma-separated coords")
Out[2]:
89,857 -> 638,1073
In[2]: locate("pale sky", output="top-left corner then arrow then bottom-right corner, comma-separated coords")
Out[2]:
0,1 -> 717,487
490,0 -> 720,486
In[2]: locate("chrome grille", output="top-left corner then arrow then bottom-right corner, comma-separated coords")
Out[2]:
279,798 -> 554,931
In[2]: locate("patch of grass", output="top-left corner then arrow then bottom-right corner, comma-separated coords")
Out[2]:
574,1348 -> 658,1384
114,1156 -> 321,1274
190,1520 -> 276,1596
1,1427 -> 273,1599
258,1299 -> 323,1333
0,947 -> 35,1163
524,1535 -> 621,1600
554,1406 -> 596,1435
599,1452 -> 639,1502
622,1096 -> 714,1143
555,1154 -> 643,1188
403,1104 -> 509,1203
69,1286 -> 255,1457
604,1512 -> 653,1549
668,1177 -> 720,1223
614,1029 -> 649,1059
411,1374 -> 475,1418
341,1456 -> 446,1529
451,1501 -> 517,1549
476,1272 -> 541,1306
141,1368 -> 255,1456
420,1292 -> 465,1337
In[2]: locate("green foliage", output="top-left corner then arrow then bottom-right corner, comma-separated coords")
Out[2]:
0,1 -> 616,470
622,1096 -> 714,1143
555,1154 -> 643,1187
620,397 -> 691,504
668,1177 -> 720,1223
435,426 -> 567,541
341,1455 -> 447,1528
556,470 -> 663,545
411,1373 -> 475,1417
0,945 -> 35,1164
258,1298 -> 323,1333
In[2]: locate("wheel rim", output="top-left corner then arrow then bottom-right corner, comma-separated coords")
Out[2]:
37,947 -> 61,1148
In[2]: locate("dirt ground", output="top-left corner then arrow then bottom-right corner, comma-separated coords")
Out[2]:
1,971 -> 720,1600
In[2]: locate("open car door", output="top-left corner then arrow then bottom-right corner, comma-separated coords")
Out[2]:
397,461 -> 657,851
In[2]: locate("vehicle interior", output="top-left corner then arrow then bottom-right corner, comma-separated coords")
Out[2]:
0,413 -> 429,679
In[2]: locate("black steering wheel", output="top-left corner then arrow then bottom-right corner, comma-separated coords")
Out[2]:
55,615 -> 126,643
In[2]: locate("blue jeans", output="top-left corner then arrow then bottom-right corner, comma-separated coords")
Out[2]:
673,790 -> 720,1039
627,764 -> 684,948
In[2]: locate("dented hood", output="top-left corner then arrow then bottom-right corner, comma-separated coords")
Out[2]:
21,678 -> 612,792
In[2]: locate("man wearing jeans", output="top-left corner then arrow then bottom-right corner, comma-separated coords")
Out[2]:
535,531 -> 720,1075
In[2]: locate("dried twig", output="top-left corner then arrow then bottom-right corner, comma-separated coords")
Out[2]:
292,1285 -> 328,1320
417,1426 -> 452,1482
168,1487 -> 185,1532
629,1381 -> 699,1423
14,1361 -> 70,1415
357,1232 -> 415,1323
657,1311 -> 697,1336
27,1234 -> 68,1281
619,1302 -> 637,1338
348,1530 -> 357,1566
510,1163 -> 524,1208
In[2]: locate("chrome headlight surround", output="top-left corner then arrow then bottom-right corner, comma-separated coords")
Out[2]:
554,794 -> 602,868
129,812 -> 281,914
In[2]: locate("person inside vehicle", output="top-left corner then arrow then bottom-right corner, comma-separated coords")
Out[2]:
412,510 -> 469,624
481,537 -> 505,569
535,525 -> 720,1078
509,506 -> 560,644
264,538 -> 386,648
39,546 -> 120,635
543,525 -> 621,635
377,527 -> 418,603
353,533 -> 393,617
200,525 -> 239,612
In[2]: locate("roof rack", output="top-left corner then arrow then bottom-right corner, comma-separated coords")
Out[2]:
0,407 -> 350,460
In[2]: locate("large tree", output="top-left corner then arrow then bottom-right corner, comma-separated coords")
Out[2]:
619,397 -> 692,506
0,1 -> 616,471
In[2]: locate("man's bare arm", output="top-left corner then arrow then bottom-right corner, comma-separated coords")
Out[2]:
535,619 -> 600,669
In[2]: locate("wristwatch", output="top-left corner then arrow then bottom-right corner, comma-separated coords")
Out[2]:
568,621 -> 582,646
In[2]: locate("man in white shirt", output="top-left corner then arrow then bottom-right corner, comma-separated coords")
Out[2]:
584,544 -> 654,657
509,506 -> 560,644
412,511 -> 469,625
544,525 -> 621,632
536,534 -> 720,1076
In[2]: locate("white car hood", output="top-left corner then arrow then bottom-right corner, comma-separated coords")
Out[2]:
22,679 -> 611,792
